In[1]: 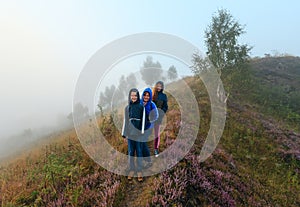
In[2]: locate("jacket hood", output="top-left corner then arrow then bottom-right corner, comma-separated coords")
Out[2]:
155,81 -> 164,92
141,87 -> 153,102
128,88 -> 140,104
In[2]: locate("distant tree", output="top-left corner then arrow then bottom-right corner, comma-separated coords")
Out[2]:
205,9 -> 252,75
98,73 -> 137,112
168,65 -> 178,80
112,88 -> 125,107
118,75 -> 127,98
191,54 -> 213,75
99,92 -> 106,109
140,56 -> 163,85
67,112 -> 73,121
126,73 -> 137,90
99,85 -> 116,109
22,128 -> 33,138
116,73 -> 137,100
271,50 -> 281,57
73,102 -> 89,120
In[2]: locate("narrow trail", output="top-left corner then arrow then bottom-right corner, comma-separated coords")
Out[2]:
120,175 -> 155,207
118,143 -> 157,207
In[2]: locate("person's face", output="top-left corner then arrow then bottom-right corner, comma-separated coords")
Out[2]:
130,91 -> 138,103
156,83 -> 162,92
143,92 -> 150,102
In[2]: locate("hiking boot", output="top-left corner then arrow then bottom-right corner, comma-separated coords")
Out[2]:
137,172 -> 143,182
154,149 -> 159,157
127,171 -> 134,181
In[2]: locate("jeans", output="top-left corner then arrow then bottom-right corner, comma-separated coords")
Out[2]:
127,138 -> 143,171
141,129 -> 152,163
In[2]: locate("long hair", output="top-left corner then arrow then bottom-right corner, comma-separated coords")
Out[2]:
152,87 -> 158,101
152,81 -> 164,101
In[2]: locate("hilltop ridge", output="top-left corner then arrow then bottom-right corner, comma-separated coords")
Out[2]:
0,56 -> 299,206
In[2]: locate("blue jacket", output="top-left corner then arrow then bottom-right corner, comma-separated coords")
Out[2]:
140,87 -> 159,130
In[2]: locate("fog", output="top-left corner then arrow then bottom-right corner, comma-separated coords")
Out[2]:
0,70 -> 77,159
0,60 -> 77,137
0,63 -> 77,159
0,14 -> 81,158
3,0 -> 299,159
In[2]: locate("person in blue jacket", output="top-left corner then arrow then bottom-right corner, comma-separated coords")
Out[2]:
152,81 -> 168,157
122,88 -> 145,181
140,87 -> 159,168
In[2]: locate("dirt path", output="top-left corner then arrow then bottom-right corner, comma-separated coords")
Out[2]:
120,175 -> 155,207
118,143 -> 157,207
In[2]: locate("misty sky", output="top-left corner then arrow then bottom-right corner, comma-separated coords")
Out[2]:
0,0 -> 300,140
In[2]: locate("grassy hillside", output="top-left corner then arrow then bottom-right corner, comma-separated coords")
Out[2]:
232,56 -> 300,131
0,57 -> 300,206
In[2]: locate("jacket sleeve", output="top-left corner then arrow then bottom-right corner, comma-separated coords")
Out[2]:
162,94 -> 168,113
121,106 -> 129,138
149,102 -> 159,123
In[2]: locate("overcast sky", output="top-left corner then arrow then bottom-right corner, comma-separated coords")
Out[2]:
0,0 -> 299,140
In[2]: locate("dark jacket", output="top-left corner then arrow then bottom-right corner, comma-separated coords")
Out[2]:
153,82 -> 168,124
141,87 -> 159,130
122,88 -> 145,138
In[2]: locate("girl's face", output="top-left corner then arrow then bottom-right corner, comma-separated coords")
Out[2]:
143,92 -> 150,102
130,91 -> 138,103
156,83 -> 162,92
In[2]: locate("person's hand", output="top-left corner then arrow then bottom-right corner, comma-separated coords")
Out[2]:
121,135 -> 127,143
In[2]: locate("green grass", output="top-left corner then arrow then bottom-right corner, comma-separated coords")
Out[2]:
1,57 -> 300,206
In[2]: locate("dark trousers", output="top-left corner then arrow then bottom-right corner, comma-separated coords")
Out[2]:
141,129 -> 152,163
127,138 -> 142,171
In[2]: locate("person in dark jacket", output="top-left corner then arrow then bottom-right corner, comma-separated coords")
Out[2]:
152,81 -> 168,157
122,88 -> 145,181
140,87 -> 158,167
